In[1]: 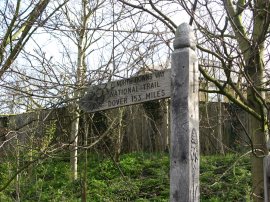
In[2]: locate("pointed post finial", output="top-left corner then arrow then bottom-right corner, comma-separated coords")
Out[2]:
173,23 -> 196,50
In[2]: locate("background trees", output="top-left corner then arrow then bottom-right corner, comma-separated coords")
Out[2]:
185,1 -> 270,201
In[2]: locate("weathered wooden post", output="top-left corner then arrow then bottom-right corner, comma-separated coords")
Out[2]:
170,23 -> 199,201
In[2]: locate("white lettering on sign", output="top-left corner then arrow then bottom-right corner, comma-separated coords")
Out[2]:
79,69 -> 171,112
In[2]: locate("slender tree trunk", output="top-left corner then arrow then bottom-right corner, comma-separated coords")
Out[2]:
69,0 -> 90,181
247,75 -> 268,201
82,114 -> 89,202
217,96 -> 224,154
114,108 -> 125,162
70,104 -> 79,181
15,137 -> 20,202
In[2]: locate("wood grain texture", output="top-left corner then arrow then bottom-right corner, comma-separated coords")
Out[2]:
170,23 -> 200,202
79,69 -> 171,112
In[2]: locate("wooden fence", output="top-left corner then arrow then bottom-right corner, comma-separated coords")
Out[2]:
0,101 -> 250,157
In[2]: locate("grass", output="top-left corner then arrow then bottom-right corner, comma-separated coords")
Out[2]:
0,152 -> 252,201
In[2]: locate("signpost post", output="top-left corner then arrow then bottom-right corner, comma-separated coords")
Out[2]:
79,23 -> 200,202
170,23 -> 199,202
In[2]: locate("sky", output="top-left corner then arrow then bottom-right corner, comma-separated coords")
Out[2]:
0,0 -> 225,114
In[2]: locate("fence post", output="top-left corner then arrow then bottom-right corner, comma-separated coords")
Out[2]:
170,23 -> 199,201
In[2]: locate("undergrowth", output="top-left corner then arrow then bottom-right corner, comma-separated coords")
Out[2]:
0,152 -> 251,201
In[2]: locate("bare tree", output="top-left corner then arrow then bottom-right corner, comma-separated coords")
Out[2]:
0,0 -> 68,79
115,0 -> 270,201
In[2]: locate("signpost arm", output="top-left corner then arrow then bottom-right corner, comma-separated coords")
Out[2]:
170,23 -> 199,201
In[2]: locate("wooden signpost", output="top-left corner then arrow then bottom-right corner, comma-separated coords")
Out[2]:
79,69 -> 171,113
170,23 -> 199,202
79,23 -> 200,202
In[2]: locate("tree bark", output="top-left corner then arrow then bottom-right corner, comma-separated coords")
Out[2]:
247,67 -> 268,201
70,104 -> 79,181
69,0 -> 91,181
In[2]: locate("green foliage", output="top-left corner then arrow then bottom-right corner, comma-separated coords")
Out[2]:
200,154 -> 252,202
0,152 -> 252,201
0,162 -> 13,201
86,153 -> 169,201
19,159 -> 74,201
41,120 -> 56,151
